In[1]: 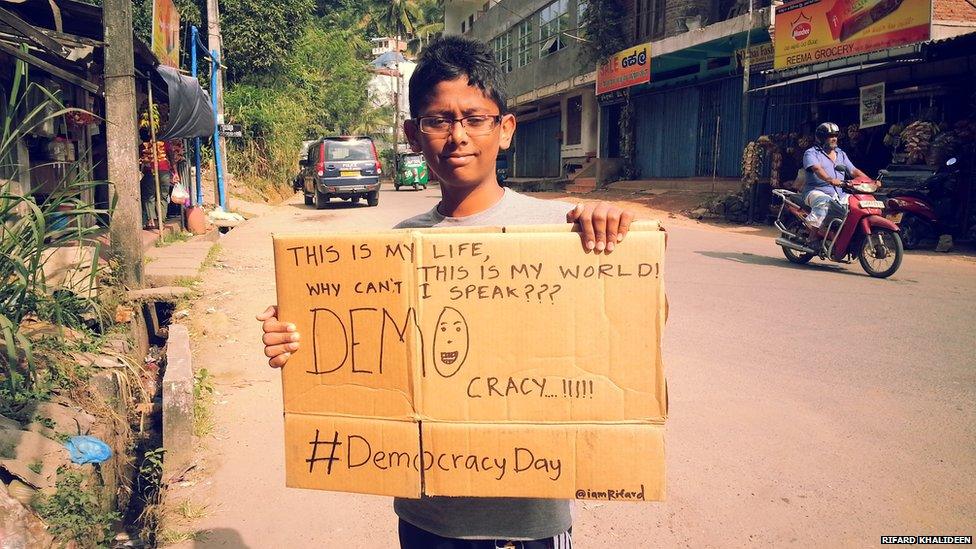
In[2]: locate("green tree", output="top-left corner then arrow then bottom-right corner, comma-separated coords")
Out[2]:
579,0 -> 628,65
407,0 -> 444,56
219,0 -> 315,84
224,25 -> 372,180
358,0 -> 422,39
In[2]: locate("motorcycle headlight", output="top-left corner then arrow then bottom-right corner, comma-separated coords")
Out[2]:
852,183 -> 875,193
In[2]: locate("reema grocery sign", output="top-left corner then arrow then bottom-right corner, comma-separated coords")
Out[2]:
774,0 -> 931,70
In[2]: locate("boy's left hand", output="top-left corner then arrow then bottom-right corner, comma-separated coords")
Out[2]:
567,202 -> 635,254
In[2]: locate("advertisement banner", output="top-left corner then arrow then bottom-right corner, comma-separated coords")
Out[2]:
774,0 -> 932,70
152,0 -> 180,68
596,43 -> 651,96
860,82 -> 885,128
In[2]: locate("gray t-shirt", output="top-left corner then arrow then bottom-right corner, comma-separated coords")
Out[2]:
393,187 -> 575,540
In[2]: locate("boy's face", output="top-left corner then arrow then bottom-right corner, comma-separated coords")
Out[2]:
404,78 -> 515,190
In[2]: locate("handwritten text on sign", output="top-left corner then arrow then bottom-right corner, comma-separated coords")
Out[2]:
274,225 -> 667,500
282,238 -> 659,403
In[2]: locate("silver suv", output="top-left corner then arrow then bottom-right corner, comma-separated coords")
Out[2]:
301,136 -> 382,208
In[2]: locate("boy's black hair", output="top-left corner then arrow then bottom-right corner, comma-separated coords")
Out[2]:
408,35 -> 508,119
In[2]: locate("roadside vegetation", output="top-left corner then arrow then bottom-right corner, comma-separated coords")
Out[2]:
132,0 -> 443,201
0,68 -> 156,546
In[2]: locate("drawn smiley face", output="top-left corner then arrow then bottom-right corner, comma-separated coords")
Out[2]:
433,306 -> 468,377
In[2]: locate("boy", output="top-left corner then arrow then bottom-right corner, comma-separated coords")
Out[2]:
258,35 -> 637,548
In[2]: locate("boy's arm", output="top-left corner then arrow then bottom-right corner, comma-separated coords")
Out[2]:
566,202 -> 635,253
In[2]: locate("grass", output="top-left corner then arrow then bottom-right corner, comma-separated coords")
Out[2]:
173,276 -> 202,289
176,498 -> 210,520
27,459 -> 43,474
193,368 -> 215,437
201,243 -> 223,270
34,469 -> 121,547
157,528 -> 202,544
155,231 -> 193,248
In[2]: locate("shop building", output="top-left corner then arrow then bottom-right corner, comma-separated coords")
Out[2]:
756,1 -> 976,238
448,0 -> 975,200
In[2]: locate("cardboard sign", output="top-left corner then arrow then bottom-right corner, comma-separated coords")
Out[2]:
773,0 -> 931,70
596,43 -> 652,96
273,222 -> 667,501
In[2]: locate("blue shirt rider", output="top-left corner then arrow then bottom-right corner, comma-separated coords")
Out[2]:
802,122 -> 867,227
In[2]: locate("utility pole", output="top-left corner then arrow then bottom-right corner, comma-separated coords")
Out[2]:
206,0 -> 229,201
103,0 -> 143,286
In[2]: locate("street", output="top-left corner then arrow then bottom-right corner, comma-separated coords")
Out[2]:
177,186 -> 976,548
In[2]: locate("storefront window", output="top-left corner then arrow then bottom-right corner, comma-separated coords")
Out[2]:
539,0 -> 569,58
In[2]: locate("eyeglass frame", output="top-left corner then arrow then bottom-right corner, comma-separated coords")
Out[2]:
413,114 -> 505,136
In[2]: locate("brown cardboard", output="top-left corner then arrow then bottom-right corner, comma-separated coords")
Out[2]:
273,221 -> 667,500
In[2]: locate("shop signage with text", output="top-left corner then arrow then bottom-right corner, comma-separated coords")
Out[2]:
774,0 -> 931,70
596,43 -> 652,96
736,42 -> 775,72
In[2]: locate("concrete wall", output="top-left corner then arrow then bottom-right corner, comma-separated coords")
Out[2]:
466,0 -> 588,99
446,0 -> 493,36
560,89 -> 598,160
665,0 -> 715,35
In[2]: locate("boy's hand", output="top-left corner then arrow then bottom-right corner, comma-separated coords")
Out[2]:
567,202 -> 635,253
256,305 -> 300,368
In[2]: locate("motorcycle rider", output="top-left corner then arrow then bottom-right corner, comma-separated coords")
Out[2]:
802,122 -> 868,229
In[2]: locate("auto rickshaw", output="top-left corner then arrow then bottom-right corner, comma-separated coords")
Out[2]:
395,153 -> 429,191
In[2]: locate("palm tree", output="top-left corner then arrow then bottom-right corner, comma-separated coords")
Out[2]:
349,105 -> 394,136
359,0 -> 423,41
407,0 -> 444,56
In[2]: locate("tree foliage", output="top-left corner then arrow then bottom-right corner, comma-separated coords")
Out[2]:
220,0 -> 315,84
579,0 -> 628,65
224,26 -> 372,180
220,0 -> 444,187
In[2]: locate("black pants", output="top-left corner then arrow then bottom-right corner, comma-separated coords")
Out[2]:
398,519 -> 572,549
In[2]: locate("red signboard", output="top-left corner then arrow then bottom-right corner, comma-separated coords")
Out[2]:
596,43 -> 651,96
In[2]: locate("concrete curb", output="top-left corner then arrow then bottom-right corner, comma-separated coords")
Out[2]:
163,324 -> 193,480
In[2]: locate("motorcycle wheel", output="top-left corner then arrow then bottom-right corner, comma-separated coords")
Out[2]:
857,228 -> 903,278
780,216 -> 815,264
899,214 -> 925,250
782,245 -> 815,264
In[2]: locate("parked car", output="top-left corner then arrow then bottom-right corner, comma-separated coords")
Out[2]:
292,139 -> 317,191
394,153 -> 428,191
302,136 -> 382,208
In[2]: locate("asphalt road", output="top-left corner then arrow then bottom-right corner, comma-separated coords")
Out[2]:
174,185 -> 976,548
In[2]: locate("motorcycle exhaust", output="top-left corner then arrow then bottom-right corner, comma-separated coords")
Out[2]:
775,237 -> 817,255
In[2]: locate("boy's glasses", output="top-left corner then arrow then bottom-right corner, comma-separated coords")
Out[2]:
416,115 -> 502,136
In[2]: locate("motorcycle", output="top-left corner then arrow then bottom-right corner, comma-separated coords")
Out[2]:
772,170 -> 904,278
879,158 -> 958,249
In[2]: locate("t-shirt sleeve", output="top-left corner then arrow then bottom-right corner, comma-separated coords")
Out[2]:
802,148 -> 818,170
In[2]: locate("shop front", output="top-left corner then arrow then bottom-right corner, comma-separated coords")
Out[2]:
754,23 -> 976,241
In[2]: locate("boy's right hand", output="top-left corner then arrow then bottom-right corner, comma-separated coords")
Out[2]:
256,305 -> 300,368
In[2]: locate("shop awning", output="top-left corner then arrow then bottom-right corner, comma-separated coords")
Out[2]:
748,62 -> 891,92
156,65 -> 216,140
